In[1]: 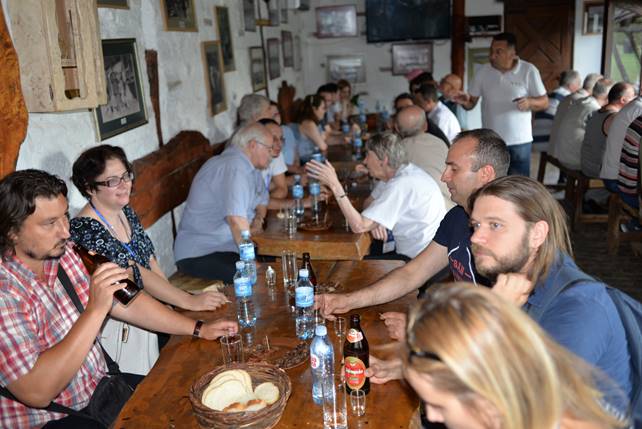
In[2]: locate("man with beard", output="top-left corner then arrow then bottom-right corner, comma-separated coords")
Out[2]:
468,175 -> 631,403
0,170 -> 237,428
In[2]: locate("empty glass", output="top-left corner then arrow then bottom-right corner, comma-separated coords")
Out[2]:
333,317 -> 346,339
322,373 -> 348,429
281,250 -> 297,311
349,389 -> 366,416
285,208 -> 297,238
220,333 -> 244,365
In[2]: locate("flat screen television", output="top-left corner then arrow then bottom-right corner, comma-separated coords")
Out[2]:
365,0 -> 451,43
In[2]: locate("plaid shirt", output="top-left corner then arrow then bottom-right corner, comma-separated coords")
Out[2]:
0,243 -> 106,428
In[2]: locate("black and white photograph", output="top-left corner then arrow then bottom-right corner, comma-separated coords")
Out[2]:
315,5 -> 358,38
267,38 -> 281,80
95,39 -> 147,140
282,30 -> 294,68
583,1 -> 604,35
216,6 -> 235,72
249,46 -> 266,91
467,15 -> 502,36
327,55 -> 366,84
202,41 -> 227,115
161,0 -> 197,31
97,0 -> 128,8
243,0 -> 257,32
392,43 -> 433,75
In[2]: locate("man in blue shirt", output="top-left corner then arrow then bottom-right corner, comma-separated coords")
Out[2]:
469,175 -> 631,403
174,123 -> 272,282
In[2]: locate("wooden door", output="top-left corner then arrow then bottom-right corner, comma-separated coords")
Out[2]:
504,0 -> 575,91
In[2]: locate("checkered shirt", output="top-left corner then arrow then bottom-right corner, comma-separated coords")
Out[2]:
0,243 -> 107,428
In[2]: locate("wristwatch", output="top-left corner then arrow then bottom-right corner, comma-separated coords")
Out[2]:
192,319 -> 204,338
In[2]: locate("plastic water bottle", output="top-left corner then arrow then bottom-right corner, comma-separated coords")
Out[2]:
293,175 -> 305,219
310,325 -> 334,405
233,261 -> 256,328
341,121 -> 350,135
353,136 -> 363,161
239,230 -> 257,285
309,181 -> 321,221
295,268 -> 314,340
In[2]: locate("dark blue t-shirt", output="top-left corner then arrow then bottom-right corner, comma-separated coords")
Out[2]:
432,206 -> 489,287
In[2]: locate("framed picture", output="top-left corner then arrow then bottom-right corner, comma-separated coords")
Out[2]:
243,0 -> 256,32
294,35 -> 302,71
467,15 -> 502,37
327,55 -> 365,84
280,0 -> 288,24
583,1 -> 604,35
267,38 -> 280,80
161,0 -> 197,32
282,31 -> 294,68
202,41 -> 227,115
392,43 -> 433,76
215,6 -> 235,72
269,2 -> 280,26
95,39 -> 147,141
315,5 -> 358,38
249,46 -> 266,92
467,47 -> 490,85
97,0 -> 128,8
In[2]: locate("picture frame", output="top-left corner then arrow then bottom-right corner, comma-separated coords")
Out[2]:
467,15 -> 503,37
467,47 -> 490,85
243,0 -> 256,32
282,30 -> 294,68
97,0 -> 128,8
202,41 -> 227,116
249,46 -> 266,92
269,1 -> 280,26
391,43 -> 433,76
215,6 -> 235,72
327,55 -> 366,84
280,0 -> 288,24
315,5 -> 358,38
583,1 -> 604,35
161,0 -> 197,32
95,38 -> 148,141
267,38 -> 281,80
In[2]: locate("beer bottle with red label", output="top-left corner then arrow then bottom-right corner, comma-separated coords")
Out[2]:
301,252 -> 317,288
343,314 -> 370,394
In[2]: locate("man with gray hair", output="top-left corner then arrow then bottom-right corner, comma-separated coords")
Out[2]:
237,93 -> 272,126
174,123 -> 273,282
306,132 -> 446,259
554,78 -> 614,170
394,105 -> 453,209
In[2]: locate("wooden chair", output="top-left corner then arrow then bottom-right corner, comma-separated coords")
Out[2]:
607,193 -> 642,255
277,80 -> 296,123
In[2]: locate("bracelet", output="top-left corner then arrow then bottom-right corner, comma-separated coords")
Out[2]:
192,319 -> 204,338
337,194 -> 347,199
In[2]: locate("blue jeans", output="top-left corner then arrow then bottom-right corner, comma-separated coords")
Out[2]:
603,179 -> 640,209
507,142 -> 532,177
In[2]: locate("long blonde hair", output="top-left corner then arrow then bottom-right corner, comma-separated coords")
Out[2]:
406,283 -> 627,429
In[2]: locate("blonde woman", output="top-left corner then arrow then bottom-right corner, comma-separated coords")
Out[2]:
404,283 -> 629,429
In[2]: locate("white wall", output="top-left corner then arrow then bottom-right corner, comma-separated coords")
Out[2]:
572,0 -> 603,79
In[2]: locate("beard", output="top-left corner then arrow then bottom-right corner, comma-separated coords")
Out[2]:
471,233 -> 531,283
25,239 -> 68,261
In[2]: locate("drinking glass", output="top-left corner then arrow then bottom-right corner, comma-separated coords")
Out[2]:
333,317 -> 346,339
285,209 -> 297,238
220,334 -> 244,365
322,374 -> 348,429
349,389 -> 366,417
281,250 -> 297,311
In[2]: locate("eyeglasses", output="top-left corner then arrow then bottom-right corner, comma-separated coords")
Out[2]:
256,140 -> 274,152
94,171 -> 135,188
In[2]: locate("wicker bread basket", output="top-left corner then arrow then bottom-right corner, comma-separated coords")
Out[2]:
189,362 -> 292,429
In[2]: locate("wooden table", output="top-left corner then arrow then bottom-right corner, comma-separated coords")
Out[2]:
254,206 -> 372,261
114,261 -> 419,428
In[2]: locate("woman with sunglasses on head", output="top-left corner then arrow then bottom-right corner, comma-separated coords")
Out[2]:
70,145 -> 228,375
405,283 -> 629,429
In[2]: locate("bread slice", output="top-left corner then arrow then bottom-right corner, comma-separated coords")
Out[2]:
203,379 -> 252,411
254,382 -> 280,405
244,399 -> 267,411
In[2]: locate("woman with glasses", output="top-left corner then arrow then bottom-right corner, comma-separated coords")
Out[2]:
405,283 -> 628,429
70,145 -> 228,375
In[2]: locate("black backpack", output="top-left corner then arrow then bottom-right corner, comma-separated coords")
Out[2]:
527,266 -> 642,428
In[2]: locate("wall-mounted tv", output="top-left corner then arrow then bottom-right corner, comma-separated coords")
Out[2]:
365,0 -> 451,44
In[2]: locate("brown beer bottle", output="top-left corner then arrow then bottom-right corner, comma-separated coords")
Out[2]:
343,314 -> 370,394
74,244 -> 141,306
301,252 -> 317,288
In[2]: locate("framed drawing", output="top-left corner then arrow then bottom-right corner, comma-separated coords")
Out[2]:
243,0 -> 256,32
215,6 -> 235,72
202,41 -> 227,115
161,0 -> 197,32
315,5 -> 358,38
281,0 -> 288,24
392,43 -> 433,75
95,39 -> 147,140
467,47 -> 490,85
267,38 -> 280,80
282,31 -> 294,68
97,0 -> 128,8
249,46 -> 266,92
327,55 -> 365,84
583,1 -> 604,35
467,15 -> 502,37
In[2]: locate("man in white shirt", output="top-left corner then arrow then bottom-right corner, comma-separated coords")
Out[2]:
455,32 -> 548,177
305,132 -> 446,259
414,82 -> 461,142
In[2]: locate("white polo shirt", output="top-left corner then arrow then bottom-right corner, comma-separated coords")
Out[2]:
362,163 -> 446,258
470,59 -> 546,146
428,101 -> 461,142
261,152 -> 288,192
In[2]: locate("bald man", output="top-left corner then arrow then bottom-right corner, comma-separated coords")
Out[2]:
439,73 -> 467,129
394,106 -> 454,210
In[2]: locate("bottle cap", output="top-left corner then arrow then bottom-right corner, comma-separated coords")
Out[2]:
299,268 -> 309,278
236,261 -> 246,269
294,174 -> 301,181
315,325 -> 327,336
241,230 -> 250,239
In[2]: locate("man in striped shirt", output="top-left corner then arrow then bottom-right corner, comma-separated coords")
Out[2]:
617,114 -> 642,210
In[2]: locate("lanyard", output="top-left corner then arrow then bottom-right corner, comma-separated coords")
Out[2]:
90,203 -> 137,259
